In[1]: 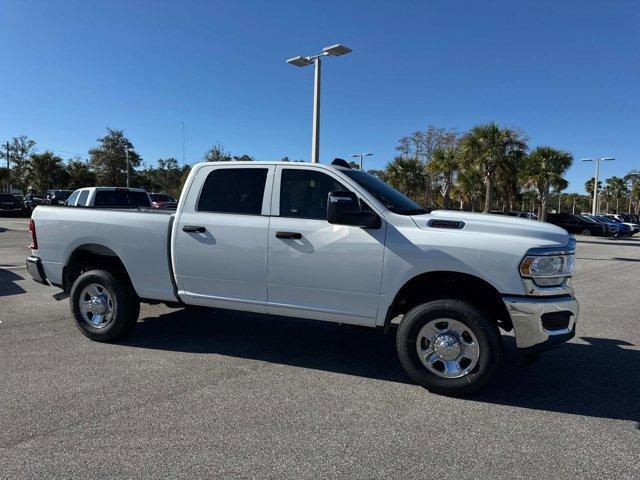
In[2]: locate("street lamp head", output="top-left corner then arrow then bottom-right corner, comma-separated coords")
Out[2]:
603,157 -> 615,161
322,44 -> 352,56
286,55 -> 313,67
581,158 -> 593,162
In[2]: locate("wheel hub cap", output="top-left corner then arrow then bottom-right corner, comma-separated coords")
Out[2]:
433,334 -> 461,361
79,283 -> 114,328
415,318 -> 481,379
88,296 -> 107,315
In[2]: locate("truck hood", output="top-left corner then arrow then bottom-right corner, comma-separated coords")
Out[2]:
410,210 -> 570,248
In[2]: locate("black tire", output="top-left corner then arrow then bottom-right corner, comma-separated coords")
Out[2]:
70,269 -> 140,342
396,299 -> 502,396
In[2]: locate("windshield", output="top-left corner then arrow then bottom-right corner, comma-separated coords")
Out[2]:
341,169 -> 427,215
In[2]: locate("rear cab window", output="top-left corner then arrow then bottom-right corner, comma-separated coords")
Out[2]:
94,189 -> 151,208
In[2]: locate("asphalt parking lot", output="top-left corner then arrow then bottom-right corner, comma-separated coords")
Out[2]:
1,216 -> 639,479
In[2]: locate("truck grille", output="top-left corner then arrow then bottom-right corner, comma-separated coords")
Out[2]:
541,312 -> 571,331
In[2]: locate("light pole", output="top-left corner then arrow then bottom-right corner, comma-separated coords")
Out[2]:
5,141 -> 9,194
125,147 -> 130,188
286,44 -> 352,164
572,196 -> 577,214
557,192 -> 562,213
582,157 -> 614,215
349,152 -> 373,170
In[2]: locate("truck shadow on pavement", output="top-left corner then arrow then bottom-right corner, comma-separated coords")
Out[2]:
122,308 -> 640,425
0,268 -> 27,297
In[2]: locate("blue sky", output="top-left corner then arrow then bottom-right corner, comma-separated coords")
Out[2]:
1,0 -> 637,192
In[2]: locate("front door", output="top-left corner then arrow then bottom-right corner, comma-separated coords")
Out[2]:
173,164 -> 274,313
267,166 -> 385,325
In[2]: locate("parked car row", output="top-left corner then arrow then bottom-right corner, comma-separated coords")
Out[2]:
546,213 -> 639,237
1,188 -> 179,215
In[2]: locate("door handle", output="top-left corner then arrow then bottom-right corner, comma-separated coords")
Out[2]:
183,225 -> 206,233
275,231 -> 302,239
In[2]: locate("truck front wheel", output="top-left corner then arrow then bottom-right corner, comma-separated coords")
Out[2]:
70,269 -> 140,342
396,299 -> 501,395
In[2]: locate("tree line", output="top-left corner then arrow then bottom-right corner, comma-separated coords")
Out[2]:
2,124 -> 638,219
367,123 -> 640,220
0,130 -> 252,199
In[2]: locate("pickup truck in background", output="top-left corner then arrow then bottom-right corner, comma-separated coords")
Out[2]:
64,187 -> 152,208
27,161 -> 579,395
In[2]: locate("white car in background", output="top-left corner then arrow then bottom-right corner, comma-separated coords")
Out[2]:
65,187 -> 152,208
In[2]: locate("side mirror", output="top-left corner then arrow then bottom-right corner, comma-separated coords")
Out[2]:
327,191 -> 381,229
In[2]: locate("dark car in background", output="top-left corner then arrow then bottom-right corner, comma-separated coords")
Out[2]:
506,211 -> 538,219
585,214 -> 624,237
0,193 -> 25,216
585,214 -> 633,237
149,192 -> 178,209
45,189 -> 74,205
546,213 -> 606,236
24,193 -> 45,210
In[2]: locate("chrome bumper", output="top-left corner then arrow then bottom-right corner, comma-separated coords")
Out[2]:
503,295 -> 578,350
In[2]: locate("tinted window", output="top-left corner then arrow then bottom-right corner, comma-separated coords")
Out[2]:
198,168 -> 267,215
150,193 -> 174,202
65,190 -> 80,206
0,194 -> 16,201
78,190 -> 89,206
94,190 -> 151,207
280,169 -> 347,220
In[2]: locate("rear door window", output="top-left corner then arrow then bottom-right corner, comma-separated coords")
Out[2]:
197,168 -> 268,215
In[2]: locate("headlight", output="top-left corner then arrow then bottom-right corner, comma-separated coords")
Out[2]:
519,254 -> 575,287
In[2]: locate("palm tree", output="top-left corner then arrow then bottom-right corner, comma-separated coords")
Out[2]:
459,123 -> 527,213
427,147 -> 459,208
384,156 -> 428,204
625,170 -> 640,213
604,176 -> 628,213
584,177 -> 602,196
521,146 -> 573,221
452,165 -> 484,211
495,149 -> 525,211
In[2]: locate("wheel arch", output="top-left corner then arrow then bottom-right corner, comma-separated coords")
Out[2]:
62,243 -> 136,296
383,270 -> 512,332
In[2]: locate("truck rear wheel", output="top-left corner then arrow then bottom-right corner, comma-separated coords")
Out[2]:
70,269 -> 140,342
396,299 -> 501,395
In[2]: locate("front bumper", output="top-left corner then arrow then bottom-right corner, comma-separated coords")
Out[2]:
503,295 -> 578,351
26,256 -> 48,285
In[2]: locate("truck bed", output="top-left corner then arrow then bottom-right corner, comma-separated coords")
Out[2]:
31,206 -> 177,302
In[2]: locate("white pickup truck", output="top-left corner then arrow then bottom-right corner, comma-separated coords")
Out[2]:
27,160 -> 578,394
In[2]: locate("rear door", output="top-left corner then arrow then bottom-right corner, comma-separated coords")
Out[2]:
172,164 -> 274,312
266,166 -> 385,325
